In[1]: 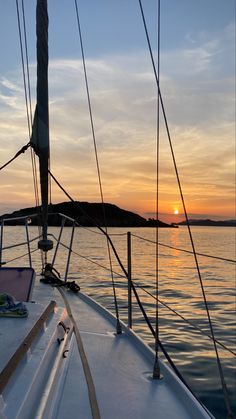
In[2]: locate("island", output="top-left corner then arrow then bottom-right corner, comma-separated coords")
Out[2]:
0,201 -> 176,228
177,219 -> 236,227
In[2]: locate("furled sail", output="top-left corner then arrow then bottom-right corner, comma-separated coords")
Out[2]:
31,0 -> 52,251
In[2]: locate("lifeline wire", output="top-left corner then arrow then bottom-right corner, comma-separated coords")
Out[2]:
49,232 -> 236,356
131,233 -> 236,264
133,280 -> 236,357
3,223 -> 234,358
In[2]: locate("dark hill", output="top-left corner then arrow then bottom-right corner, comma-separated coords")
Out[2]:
0,201 -> 174,228
177,219 -> 236,227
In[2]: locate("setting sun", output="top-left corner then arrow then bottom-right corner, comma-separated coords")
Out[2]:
174,209 -> 179,215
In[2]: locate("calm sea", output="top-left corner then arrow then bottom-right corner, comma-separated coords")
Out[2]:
2,225 -> 235,418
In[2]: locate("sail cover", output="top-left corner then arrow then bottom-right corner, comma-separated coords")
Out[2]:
30,0 -> 50,243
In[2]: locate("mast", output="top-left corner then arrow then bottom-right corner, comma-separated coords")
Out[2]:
31,0 -> 53,252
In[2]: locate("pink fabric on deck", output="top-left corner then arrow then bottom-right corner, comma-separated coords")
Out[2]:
0,268 -> 35,301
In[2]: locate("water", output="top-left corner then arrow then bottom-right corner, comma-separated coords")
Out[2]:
1,225 -> 235,418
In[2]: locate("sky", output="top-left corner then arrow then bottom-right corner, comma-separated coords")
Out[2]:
0,0 -> 235,223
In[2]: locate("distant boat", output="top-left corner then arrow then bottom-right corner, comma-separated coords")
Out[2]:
0,1 -> 233,418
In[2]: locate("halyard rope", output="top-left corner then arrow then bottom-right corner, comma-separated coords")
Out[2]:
16,0 -> 43,267
56,287 -> 101,419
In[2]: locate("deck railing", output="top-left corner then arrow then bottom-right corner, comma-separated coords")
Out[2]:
0,211 -> 235,360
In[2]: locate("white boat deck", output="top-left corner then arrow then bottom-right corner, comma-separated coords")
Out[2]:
55,302 -> 192,419
0,279 -> 212,419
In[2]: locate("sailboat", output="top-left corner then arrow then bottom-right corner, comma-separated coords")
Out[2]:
0,1 -> 234,418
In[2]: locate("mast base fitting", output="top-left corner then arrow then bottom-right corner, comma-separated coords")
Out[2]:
38,239 -> 53,251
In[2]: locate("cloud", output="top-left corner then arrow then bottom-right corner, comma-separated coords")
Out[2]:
0,24 -> 234,218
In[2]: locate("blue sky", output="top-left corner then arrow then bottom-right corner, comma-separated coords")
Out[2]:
0,1 -> 235,221
1,1 -> 234,67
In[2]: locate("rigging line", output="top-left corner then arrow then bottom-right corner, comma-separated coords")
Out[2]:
22,0 -> 41,211
49,155 -> 52,204
4,248 -> 38,265
0,143 -> 30,172
74,0 -> 121,332
49,233 -> 126,278
30,143 -> 40,210
131,233 -> 236,263
50,231 -> 236,356
30,151 -> 43,271
51,227 -> 236,358
49,215 -> 105,236
51,230 -> 236,358
53,216 -> 126,237
133,280 -> 236,357
2,235 -> 41,250
50,172 -> 130,279
17,0 -> 40,216
17,0 -> 41,259
21,0 -> 41,211
49,170 -> 129,280
153,0 -> 161,379
108,232 -> 128,236
138,2 -> 233,415
76,226 -> 103,235
56,287 -> 101,419
131,281 -> 214,416
16,0 -> 31,137
52,225 -> 233,355
130,281 -> 205,404
73,0 -> 104,212
48,232 -> 236,357
48,170 -> 108,229
21,0 -> 33,126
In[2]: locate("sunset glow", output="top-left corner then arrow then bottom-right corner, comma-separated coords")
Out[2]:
0,1 -> 235,223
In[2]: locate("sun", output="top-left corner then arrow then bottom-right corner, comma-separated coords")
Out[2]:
174,209 -> 179,215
